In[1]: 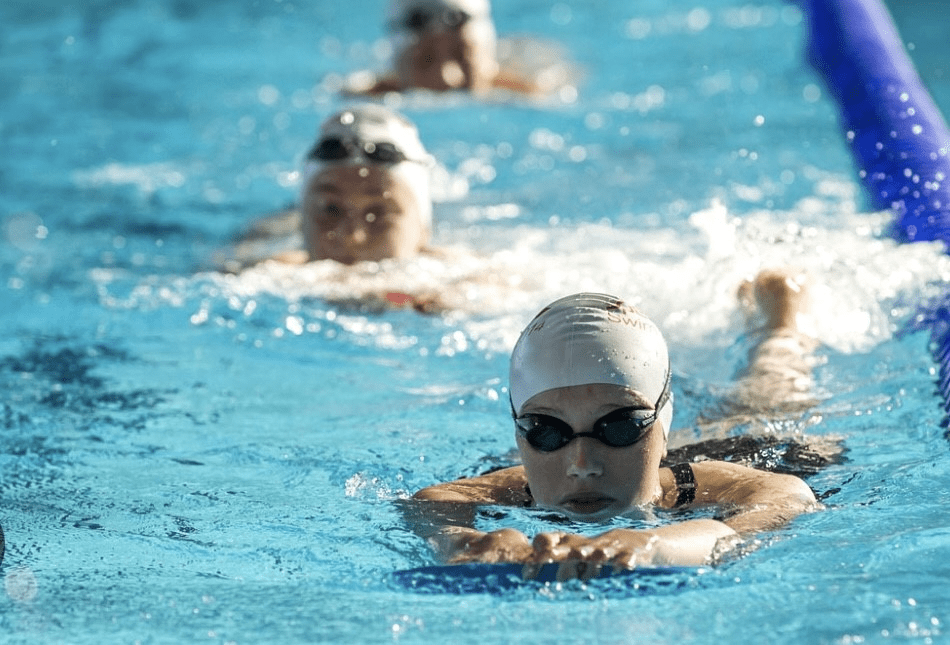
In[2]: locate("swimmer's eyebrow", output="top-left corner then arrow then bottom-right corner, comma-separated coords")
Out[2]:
520,394 -> 653,418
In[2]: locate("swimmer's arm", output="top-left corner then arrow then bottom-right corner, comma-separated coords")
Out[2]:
240,208 -> 301,242
217,208 -> 306,271
491,68 -> 542,95
523,519 -> 739,579
270,249 -> 310,264
414,519 -> 738,575
404,467 -> 535,563
411,466 -> 530,507
406,469 -> 738,570
690,461 -> 820,535
340,71 -> 404,97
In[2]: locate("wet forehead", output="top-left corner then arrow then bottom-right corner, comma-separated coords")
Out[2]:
520,383 -> 652,416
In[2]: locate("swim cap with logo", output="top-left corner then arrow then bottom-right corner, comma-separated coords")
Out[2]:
509,293 -> 674,439
302,104 -> 433,232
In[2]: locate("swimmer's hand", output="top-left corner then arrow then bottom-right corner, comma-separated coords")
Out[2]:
520,530 -> 660,582
432,520 -> 738,581
341,71 -> 404,97
522,522 -> 739,581
432,527 -> 534,564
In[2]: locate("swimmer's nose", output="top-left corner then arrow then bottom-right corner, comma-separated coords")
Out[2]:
348,225 -> 368,245
566,438 -> 603,479
338,218 -> 369,245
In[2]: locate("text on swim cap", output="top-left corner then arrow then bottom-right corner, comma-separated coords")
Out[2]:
605,302 -> 650,329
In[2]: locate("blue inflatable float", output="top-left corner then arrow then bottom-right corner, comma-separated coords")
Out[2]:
800,0 -> 950,421
391,563 -> 700,595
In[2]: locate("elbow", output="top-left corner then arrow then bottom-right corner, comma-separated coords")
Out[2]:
412,485 -> 470,503
412,486 -> 443,501
788,475 -> 820,508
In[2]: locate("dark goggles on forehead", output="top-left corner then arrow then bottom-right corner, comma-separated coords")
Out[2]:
513,368 -> 672,453
308,137 -> 409,165
398,7 -> 471,33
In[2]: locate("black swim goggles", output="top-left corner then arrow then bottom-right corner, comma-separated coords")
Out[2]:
395,6 -> 471,33
512,368 -> 672,453
308,137 -> 410,165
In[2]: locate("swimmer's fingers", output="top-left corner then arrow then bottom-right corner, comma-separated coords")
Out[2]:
584,529 -> 659,570
527,533 -> 613,581
527,531 -> 572,562
555,559 -> 604,582
531,532 -> 616,561
523,559 -> 600,582
520,562 -> 543,580
442,528 -> 532,564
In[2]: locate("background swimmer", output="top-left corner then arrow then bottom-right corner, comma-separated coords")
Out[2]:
300,104 -> 434,264
404,268 -> 822,580
344,0 -> 579,98
222,104 -> 463,312
226,104 -> 433,267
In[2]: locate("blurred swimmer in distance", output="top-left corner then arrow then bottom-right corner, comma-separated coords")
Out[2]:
344,0 -> 579,98
227,103 -> 434,267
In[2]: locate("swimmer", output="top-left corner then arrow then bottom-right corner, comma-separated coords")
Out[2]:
299,104 -> 434,264
231,103 -> 433,266
405,268 -> 821,579
344,0 -> 576,97
222,104 -> 457,312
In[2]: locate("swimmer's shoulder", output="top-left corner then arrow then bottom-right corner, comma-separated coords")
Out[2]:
216,208 -> 307,273
341,71 -> 405,97
656,459 -> 815,515
661,434 -> 847,506
241,207 -> 301,241
413,465 -> 528,506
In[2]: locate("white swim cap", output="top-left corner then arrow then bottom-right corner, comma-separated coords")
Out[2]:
388,0 -> 493,30
509,293 -> 674,439
302,104 -> 433,231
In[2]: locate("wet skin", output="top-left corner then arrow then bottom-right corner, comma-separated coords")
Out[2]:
300,164 -> 428,264
396,24 -> 496,92
515,383 -> 666,522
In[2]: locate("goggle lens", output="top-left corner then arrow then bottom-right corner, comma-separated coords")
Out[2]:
402,8 -> 471,32
515,407 -> 656,452
309,138 -> 408,165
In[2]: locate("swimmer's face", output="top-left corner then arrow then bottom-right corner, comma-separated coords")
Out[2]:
395,15 -> 497,91
301,165 -> 429,264
515,383 -> 666,522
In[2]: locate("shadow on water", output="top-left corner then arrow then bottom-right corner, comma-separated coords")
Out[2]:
0,338 -> 173,431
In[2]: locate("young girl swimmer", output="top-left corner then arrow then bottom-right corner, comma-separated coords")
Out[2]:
229,104 -> 434,268
299,104 -> 434,264
409,269 -> 820,580
345,0 -> 577,98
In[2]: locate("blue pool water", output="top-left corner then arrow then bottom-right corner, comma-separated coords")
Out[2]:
2,0 -> 950,642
